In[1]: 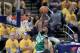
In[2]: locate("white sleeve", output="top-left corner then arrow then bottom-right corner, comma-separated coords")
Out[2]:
77,47 -> 80,53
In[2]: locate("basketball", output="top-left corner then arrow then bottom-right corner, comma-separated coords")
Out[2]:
39,6 -> 48,14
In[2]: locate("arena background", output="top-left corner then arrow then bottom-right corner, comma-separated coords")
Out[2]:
0,0 -> 79,53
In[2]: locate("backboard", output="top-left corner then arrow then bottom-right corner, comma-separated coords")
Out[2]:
0,0 -> 21,27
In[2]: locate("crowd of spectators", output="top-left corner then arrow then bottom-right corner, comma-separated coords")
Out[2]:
0,0 -> 80,53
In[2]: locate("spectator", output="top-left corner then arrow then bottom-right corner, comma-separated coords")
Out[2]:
5,32 -> 19,53
0,23 -> 7,52
49,4 -> 65,37
19,32 -> 34,53
73,33 -> 78,42
21,12 -> 34,31
62,6 -> 69,16
20,0 -> 26,9
0,23 -> 5,39
26,15 -> 34,30
71,2 -> 78,15
1,24 -> 10,39
65,6 -> 77,26
61,0 -> 71,9
16,12 -> 29,38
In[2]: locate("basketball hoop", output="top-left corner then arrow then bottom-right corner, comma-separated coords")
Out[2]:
0,0 -> 21,27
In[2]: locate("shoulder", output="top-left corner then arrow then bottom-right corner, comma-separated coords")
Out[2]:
20,39 -> 25,45
14,39 -> 18,42
6,39 -> 11,43
20,39 -> 25,42
6,39 -> 11,42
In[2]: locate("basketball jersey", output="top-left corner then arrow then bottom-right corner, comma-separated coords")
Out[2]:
36,32 -> 45,51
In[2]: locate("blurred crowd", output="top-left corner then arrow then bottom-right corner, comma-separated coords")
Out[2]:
0,0 -> 80,53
